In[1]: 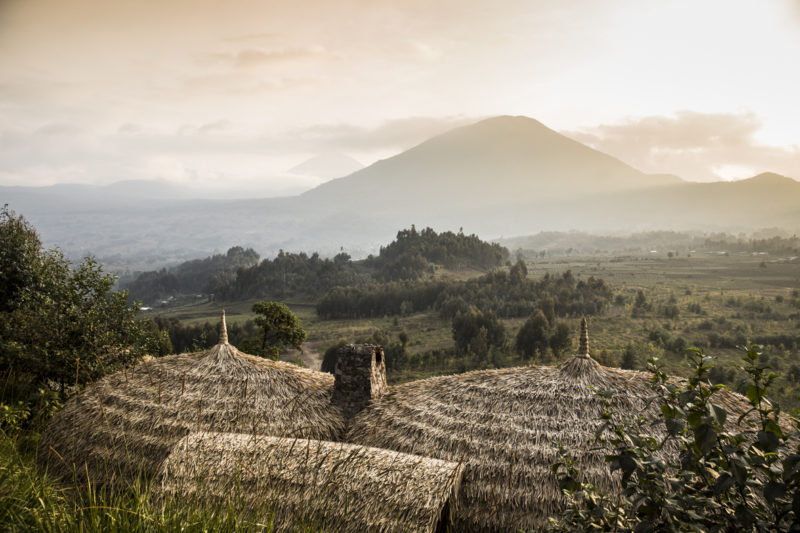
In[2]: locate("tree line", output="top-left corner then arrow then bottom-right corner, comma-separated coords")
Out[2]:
316,261 -> 613,321
125,246 -> 260,302
123,227 -> 510,304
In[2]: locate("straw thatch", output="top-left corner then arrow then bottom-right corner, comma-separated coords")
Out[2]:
157,431 -> 464,533
40,311 -> 762,531
345,353 -> 755,532
39,317 -> 347,487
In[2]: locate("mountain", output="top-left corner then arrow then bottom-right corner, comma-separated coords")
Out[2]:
2,117 -> 798,271
302,116 -> 681,211
288,153 -> 364,181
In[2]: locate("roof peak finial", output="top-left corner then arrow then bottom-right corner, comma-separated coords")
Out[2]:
220,309 -> 228,344
577,316 -> 590,359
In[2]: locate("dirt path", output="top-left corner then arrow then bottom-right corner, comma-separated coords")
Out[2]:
280,344 -> 322,370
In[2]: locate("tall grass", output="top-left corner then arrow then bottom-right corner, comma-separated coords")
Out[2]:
0,427 -> 283,532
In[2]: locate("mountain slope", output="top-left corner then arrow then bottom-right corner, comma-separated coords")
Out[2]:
302,115 -> 682,210
288,153 -> 364,180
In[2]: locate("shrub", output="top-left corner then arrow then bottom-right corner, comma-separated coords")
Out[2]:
550,345 -> 800,532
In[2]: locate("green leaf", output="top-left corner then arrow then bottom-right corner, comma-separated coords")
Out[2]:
745,384 -> 761,406
710,403 -> 727,426
764,419 -> 784,440
687,411 -> 702,429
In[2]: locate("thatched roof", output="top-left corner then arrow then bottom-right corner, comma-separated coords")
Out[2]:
40,313 -> 760,531
157,432 -> 464,533
345,319 -> 754,532
39,312 -> 346,487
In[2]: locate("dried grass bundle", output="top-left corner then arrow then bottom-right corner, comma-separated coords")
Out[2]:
157,432 -> 464,533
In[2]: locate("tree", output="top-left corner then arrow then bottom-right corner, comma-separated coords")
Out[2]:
251,301 -> 307,359
0,206 -> 147,397
539,297 -> 556,325
619,344 -> 638,369
634,289 -> 648,309
452,307 -> 505,354
549,322 -> 572,358
469,326 -> 489,360
509,259 -> 528,284
515,309 -> 550,360
398,330 -> 409,348
0,205 -> 43,313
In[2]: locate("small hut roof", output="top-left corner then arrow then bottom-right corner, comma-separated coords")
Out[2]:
345,353 -> 754,532
157,432 -> 464,533
40,314 -> 346,487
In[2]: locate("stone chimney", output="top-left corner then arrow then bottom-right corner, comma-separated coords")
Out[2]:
332,344 -> 387,418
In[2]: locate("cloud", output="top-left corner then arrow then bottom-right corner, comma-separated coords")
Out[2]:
567,111 -> 800,182
289,115 -> 478,151
208,46 -> 327,69
0,114 -> 478,191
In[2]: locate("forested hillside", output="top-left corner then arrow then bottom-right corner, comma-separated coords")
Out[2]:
125,227 -> 509,304
126,246 -> 260,302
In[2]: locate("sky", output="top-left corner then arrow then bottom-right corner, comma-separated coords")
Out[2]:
1,0 -> 799,195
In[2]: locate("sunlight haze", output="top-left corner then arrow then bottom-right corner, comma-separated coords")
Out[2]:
1,0 -> 799,192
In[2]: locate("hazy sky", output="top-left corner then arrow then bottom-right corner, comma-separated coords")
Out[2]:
1,0 -> 799,194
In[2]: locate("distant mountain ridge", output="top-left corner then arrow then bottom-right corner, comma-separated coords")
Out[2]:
302,116 -> 682,209
1,115 -> 798,270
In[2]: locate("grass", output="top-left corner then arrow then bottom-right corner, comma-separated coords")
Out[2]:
0,430 -> 278,532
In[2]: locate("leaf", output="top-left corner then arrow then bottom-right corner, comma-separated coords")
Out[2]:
731,459 -> 748,486
757,430 -> 780,452
764,419 -> 784,440
714,473 -> 735,495
783,454 -> 800,481
687,411 -> 702,429
695,423 -> 717,455
764,481 -> 786,504
710,403 -> 727,426
746,384 -> 761,406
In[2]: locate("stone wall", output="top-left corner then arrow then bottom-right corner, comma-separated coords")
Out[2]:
332,344 -> 387,419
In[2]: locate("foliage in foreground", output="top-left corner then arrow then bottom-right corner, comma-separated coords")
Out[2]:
550,346 -> 800,532
0,206 -> 161,402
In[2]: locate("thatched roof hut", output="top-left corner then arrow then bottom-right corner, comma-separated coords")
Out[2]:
345,318 -> 754,532
157,432 -> 464,533
39,312 -> 347,487
41,312 -> 759,531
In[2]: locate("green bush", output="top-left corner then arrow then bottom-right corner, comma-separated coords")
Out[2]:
550,346 -> 800,532
1,206 -> 151,400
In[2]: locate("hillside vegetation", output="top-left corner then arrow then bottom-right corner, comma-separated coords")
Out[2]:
124,226 -> 509,304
